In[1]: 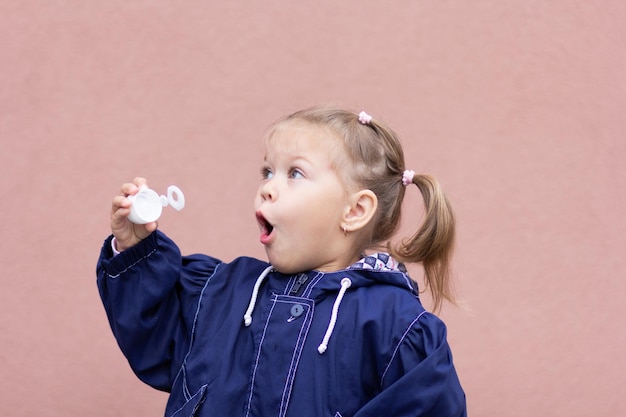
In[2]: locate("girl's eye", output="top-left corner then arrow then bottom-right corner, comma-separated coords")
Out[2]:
289,168 -> 304,179
261,167 -> 273,180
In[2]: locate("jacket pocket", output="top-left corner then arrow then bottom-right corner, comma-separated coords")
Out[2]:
171,385 -> 207,417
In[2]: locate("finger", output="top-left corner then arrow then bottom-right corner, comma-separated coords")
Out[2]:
111,204 -> 131,222
133,177 -> 148,188
121,182 -> 143,197
111,192 -> 133,218
144,221 -> 158,233
112,194 -> 132,208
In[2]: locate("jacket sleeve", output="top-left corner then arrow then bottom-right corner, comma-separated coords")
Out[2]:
96,230 -> 221,392
353,312 -> 467,417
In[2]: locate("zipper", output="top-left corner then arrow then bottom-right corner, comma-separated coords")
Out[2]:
289,273 -> 309,297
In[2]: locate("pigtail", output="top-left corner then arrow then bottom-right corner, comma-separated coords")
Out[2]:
394,174 -> 456,313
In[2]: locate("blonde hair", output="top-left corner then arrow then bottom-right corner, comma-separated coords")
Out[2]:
273,105 -> 456,313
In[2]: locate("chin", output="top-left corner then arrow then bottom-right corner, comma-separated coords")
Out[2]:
265,248 -> 317,274
266,257 -> 303,274
268,262 -> 296,274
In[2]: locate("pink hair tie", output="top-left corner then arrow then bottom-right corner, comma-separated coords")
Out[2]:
402,170 -> 415,186
358,111 -> 372,124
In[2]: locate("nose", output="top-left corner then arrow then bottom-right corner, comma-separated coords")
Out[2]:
259,178 -> 277,202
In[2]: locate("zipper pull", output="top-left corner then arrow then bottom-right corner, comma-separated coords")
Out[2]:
289,273 -> 309,296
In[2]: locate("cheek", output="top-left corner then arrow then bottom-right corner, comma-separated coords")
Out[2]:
307,193 -> 346,225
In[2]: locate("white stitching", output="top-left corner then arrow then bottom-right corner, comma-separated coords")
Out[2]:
170,384 -> 207,416
174,263 -> 222,401
181,367 -> 190,400
380,310 -> 427,386
278,299 -> 313,416
244,297 -> 278,417
301,272 -> 323,298
104,248 -> 157,278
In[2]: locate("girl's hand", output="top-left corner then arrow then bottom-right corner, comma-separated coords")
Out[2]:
110,177 -> 158,252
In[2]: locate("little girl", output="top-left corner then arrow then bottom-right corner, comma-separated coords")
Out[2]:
97,106 -> 466,417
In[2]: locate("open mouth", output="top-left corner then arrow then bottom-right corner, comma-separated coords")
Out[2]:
256,212 -> 274,243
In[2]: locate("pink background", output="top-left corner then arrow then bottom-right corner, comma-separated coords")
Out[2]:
1,1 -> 625,416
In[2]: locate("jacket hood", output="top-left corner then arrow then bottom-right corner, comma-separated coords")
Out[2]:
323,252 -> 417,295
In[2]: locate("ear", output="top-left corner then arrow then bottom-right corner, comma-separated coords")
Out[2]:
343,189 -> 378,232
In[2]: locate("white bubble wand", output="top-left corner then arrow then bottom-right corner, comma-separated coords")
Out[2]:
127,185 -> 185,224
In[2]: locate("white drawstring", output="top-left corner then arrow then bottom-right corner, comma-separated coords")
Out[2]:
243,265 -> 274,326
245,270 -> 352,354
318,277 -> 352,354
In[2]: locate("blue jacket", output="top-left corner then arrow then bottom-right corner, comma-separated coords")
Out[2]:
97,231 -> 466,417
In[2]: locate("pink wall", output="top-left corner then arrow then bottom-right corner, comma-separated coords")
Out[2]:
2,1 -> 625,415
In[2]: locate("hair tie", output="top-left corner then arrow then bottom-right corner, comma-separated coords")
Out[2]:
358,111 -> 372,124
402,170 -> 415,186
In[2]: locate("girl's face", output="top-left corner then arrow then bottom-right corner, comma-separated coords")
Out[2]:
254,123 -> 356,273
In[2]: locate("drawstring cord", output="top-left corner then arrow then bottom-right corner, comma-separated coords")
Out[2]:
243,265 -> 274,326
244,269 -> 353,355
317,278 -> 352,354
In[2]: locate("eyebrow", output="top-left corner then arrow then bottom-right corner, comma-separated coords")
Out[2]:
263,150 -> 314,165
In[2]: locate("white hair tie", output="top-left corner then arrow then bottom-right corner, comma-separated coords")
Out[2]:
358,111 -> 372,124
402,170 -> 415,186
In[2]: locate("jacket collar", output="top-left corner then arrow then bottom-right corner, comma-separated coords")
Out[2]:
349,253 -> 407,273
